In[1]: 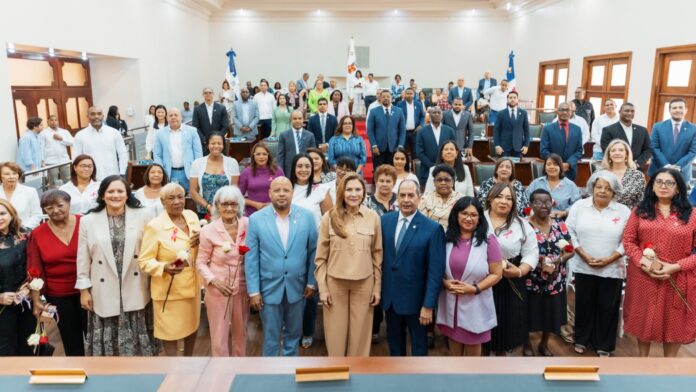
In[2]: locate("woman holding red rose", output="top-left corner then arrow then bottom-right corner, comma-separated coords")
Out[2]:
196,186 -> 250,357
622,168 -> 696,357
525,189 -> 574,356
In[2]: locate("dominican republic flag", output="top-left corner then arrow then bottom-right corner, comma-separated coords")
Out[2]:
507,50 -> 516,90
346,37 -> 357,98
225,48 -> 240,97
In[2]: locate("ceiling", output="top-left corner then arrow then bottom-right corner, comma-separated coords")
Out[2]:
178,0 -> 560,21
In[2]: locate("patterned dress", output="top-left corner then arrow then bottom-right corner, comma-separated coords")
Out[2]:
197,173 -> 229,215
614,168 -> 646,209
418,191 -> 464,230
622,208 -> 696,343
363,194 -> 397,217
86,214 -> 159,356
476,178 -> 529,216
526,219 -> 571,334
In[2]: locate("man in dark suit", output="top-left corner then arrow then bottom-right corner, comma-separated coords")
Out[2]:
647,98 -> 696,183
396,88 -> 425,156
477,71 -> 497,99
447,77 -> 473,110
277,110 -> 317,175
540,102 -> 584,180
380,179 -> 445,356
600,102 -> 652,169
367,90 -> 406,170
493,91 -> 530,157
192,87 -> 229,154
442,97 -> 475,155
307,97 -> 338,153
415,106 -> 456,185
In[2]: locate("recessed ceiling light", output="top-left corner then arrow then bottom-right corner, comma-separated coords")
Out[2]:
394,9 -> 399,15
7,42 -> 15,53
471,9 -> 476,15
239,8 -> 245,15
81,51 -> 88,61
48,48 -> 56,57
506,2 -> 511,10
316,9 -> 321,16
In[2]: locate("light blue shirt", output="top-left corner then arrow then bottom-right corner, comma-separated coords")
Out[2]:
181,109 -> 194,124
16,130 -> 43,171
525,176 -> 581,212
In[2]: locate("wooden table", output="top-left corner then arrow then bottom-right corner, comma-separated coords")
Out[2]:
2,357 -> 693,392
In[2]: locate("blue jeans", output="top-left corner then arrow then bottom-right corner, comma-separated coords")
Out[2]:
169,168 -> 190,194
259,293 -> 304,356
488,110 -> 498,125
592,151 -> 604,161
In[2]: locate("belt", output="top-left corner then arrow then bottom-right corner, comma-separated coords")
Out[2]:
172,167 -> 184,170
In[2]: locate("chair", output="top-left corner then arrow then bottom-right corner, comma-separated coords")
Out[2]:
529,124 -> 542,139
474,163 -> 496,186
538,111 -> 556,124
265,140 -> 279,160
514,161 -> 534,186
532,159 -> 545,178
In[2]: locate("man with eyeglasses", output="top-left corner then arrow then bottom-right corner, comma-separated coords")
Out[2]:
648,97 -> 696,184
192,87 -> 229,154
540,102 -> 584,181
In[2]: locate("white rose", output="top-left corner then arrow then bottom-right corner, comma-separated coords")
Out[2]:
643,248 -> 656,258
221,241 -> 232,253
199,219 -> 208,226
27,333 -> 40,346
29,278 -> 44,291
557,239 -> 569,249
176,250 -> 189,261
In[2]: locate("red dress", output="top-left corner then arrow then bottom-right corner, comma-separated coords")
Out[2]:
622,208 -> 696,343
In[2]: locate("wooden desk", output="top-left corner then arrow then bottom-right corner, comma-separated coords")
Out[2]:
127,162 -> 149,190
472,139 -> 494,162
576,161 -> 593,187
227,139 -> 256,162
527,140 -> 541,158
583,142 -> 595,159
1,357 -> 695,392
515,158 -> 537,186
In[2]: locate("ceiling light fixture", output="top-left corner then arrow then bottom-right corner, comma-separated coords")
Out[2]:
506,2 -> 511,10
48,48 -> 56,57
81,51 -> 88,61
471,9 -> 476,15
394,9 -> 399,15
239,8 -> 245,15
7,42 -> 15,53
316,9 -> 321,16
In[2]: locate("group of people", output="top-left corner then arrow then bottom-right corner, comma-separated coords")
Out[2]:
4,68 -> 696,359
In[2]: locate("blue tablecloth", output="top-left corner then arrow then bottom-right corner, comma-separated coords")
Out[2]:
231,374 -> 696,392
0,374 -> 165,391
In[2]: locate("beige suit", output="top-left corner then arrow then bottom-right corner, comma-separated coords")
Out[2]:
75,207 -> 153,318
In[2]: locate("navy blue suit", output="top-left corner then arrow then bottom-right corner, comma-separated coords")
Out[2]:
648,119 -> 696,183
540,122 -> 583,180
396,100 -> 426,155
447,86 -> 474,109
493,107 -> 530,157
307,112 -> 338,145
381,211 -> 445,356
367,105 -> 406,169
415,124 -> 456,185
477,78 -> 497,99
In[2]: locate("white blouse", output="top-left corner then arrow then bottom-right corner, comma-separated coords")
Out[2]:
0,184 -> 42,229
424,165 -> 475,197
292,183 -> 329,227
484,211 -> 539,269
134,187 -> 164,216
566,197 -> 630,279
393,173 -> 420,194
60,181 -> 100,215
189,155 -> 240,195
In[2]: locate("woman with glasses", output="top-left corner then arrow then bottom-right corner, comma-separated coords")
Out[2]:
526,154 -> 580,219
477,158 -> 529,216
437,197 -> 503,356
60,155 -> 100,215
196,186 -> 249,357
420,165 -> 464,229
622,167 -> 696,357
524,188 -> 574,356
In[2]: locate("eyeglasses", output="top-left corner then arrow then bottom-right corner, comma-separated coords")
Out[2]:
459,212 -> 479,219
434,177 -> 453,183
655,179 -> 677,188
531,200 -> 553,207
219,202 -> 239,209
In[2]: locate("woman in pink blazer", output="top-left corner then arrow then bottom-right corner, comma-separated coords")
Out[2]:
196,185 -> 250,356
328,90 -> 350,123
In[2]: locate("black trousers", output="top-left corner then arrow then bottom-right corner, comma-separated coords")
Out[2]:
385,307 -> 428,356
46,294 -> 87,356
0,304 -> 35,356
574,273 -> 623,352
302,293 -> 319,337
372,150 -> 395,176
372,307 -> 383,335
258,119 -> 272,139
405,130 -> 417,158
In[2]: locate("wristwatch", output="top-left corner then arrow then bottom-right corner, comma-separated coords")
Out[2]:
474,283 -> 481,295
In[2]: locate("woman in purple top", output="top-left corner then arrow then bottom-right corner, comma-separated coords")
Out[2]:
239,142 -> 284,216
437,197 -> 503,356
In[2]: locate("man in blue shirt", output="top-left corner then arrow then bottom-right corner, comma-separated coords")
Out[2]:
16,117 -> 44,172
181,101 -> 194,124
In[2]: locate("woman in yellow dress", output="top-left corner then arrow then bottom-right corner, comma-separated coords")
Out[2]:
139,183 -> 201,356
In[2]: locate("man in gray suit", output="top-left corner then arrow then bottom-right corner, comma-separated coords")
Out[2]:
232,88 -> 260,139
442,97 -> 475,156
277,110 -> 316,175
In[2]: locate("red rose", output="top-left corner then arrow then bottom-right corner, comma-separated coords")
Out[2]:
173,260 -> 184,268
563,244 -> 574,253
523,207 -> 532,216
39,336 -> 48,345
238,245 -> 250,255
642,242 -> 654,250
552,199 -> 557,207
28,268 -> 41,278
204,213 -> 211,221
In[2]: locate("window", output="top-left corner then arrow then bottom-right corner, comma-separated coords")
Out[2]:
536,59 -> 570,122
649,44 -> 696,128
580,52 -> 632,118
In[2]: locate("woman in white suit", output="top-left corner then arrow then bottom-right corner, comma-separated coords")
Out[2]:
76,175 -> 159,356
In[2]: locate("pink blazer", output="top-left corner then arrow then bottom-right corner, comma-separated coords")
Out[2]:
196,217 -> 249,295
328,101 -> 350,123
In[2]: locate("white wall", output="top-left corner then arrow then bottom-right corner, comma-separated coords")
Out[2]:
91,58 -> 144,129
207,19 -> 512,91
0,0 -> 210,161
510,0 -> 696,125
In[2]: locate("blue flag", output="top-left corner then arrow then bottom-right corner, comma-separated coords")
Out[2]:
507,51 -> 516,89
